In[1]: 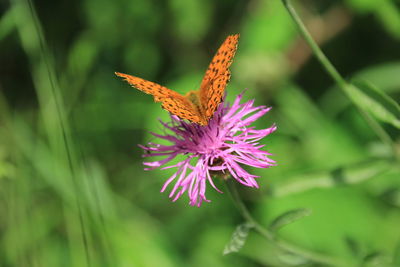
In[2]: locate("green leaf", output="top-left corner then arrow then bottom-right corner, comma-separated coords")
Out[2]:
344,236 -> 361,257
223,223 -> 254,255
354,62 -> 400,93
347,80 -> 400,129
321,62 -> 400,117
0,161 -> 15,179
363,251 -> 390,267
0,8 -> 16,41
269,208 -> 312,233
380,187 -> 400,208
393,240 -> 400,265
276,250 -> 310,266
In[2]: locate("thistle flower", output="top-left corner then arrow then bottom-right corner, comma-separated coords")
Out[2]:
139,92 -> 277,207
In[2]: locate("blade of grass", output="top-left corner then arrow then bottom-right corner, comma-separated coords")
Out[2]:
10,0 -> 93,265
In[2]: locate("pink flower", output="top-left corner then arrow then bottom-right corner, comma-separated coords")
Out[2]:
139,92 -> 277,207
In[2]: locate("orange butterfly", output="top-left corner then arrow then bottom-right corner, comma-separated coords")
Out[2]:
115,34 -> 239,125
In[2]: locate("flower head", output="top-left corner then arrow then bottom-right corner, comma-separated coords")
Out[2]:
139,92 -> 277,207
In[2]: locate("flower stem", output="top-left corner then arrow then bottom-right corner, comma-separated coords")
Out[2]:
226,179 -> 349,266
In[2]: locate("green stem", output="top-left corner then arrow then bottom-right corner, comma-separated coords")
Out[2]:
281,0 -> 347,89
226,179 -> 350,266
281,0 -> 397,156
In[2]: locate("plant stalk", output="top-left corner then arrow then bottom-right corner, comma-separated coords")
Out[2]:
226,179 -> 349,266
281,0 -> 396,156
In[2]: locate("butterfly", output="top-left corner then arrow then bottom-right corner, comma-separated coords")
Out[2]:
115,34 -> 239,125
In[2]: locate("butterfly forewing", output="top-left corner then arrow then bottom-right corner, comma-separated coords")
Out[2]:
115,72 -> 204,124
115,33 -> 239,126
203,71 -> 231,118
115,72 -> 172,101
199,34 -> 239,119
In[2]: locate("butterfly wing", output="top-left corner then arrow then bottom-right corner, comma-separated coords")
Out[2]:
115,72 -> 205,124
161,96 -> 206,125
199,34 -> 239,118
116,72 -> 175,101
204,71 -> 231,118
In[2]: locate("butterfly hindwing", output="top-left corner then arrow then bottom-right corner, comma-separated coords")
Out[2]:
161,96 -> 205,125
199,34 -> 239,119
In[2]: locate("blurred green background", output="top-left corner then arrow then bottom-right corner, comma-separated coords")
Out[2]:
1,0 -> 400,266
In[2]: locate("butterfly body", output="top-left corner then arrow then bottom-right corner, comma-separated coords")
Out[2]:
184,90 -> 203,112
116,34 -> 239,125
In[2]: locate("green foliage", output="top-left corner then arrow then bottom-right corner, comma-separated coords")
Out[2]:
345,0 -> 400,38
223,223 -> 254,255
1,0 -> 400,266
268,208 -> 312,233
348,80 -> 400,129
